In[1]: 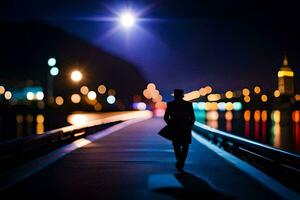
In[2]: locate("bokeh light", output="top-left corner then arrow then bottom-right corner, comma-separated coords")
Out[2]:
261,94 -> 268,102
147,83 -> 156,91
50,67 -> 59,76
108,89 -> 116,96
0,86 -> 5,94
233,102 -> 242,111
98,85 -> 106,94
80,86 -> 89,95
254,86 -> 261,94
36,91 -> 44,100
71,70 -> 82,82
242,88 -> 250,96
274,90 -> 280,98
27,92 -> 34,100
107,95 -> 116,104
225,91 -> 233,99
36,114 -> 45,123
71,94 -> 81,103
48,58 -> 56,67
244,96 -> 251,103
94,103 -> 102,111
55,96 -> 64,106
87,91 -> 97,100
4,91 -> 12,100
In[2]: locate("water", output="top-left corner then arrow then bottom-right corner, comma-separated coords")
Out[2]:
194,109 -> 300,154
0,110 -> 69,142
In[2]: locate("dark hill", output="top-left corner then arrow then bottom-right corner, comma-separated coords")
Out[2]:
0,20 -> 147,106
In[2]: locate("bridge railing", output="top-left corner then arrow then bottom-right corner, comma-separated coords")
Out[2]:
0,111 -> 152,172
193,121 -> 300,191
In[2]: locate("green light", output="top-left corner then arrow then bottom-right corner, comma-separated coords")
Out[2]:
50,67 -> 59,76
48,58 -> 56,67
233,102 -> 242,111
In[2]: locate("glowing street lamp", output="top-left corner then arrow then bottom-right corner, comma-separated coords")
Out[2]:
119,11 -> 136,28
71,70 -> 82,82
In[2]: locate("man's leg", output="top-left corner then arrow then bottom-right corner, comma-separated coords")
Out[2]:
177,143 -> 189,170
181,143 -> 189,165
172,142 -> 181,160
172,142 -> 181,170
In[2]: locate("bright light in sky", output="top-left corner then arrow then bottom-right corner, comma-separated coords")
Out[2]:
119,11 -> 136,28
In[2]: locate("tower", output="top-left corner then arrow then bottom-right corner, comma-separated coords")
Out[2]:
277,56 -> 294,95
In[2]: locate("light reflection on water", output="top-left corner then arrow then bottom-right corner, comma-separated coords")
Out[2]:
194,109 -> 300,154
15,114 -> 45,136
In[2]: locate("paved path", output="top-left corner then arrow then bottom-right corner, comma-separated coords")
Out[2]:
0,118 -> 286,199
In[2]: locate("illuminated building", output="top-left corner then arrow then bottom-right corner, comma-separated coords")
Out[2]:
278,56 -> 294,95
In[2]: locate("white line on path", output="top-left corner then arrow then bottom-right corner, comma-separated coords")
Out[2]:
0,117 -> 150,192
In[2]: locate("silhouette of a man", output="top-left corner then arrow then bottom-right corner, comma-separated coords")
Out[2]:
164,89 -> 195,172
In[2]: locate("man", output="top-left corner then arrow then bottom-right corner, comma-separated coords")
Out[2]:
164,89 -> 195,172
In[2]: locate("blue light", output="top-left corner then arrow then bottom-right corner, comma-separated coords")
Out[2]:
218,102 -> 226,111
233,102 -> 242,111
107,95 -> 116,104
192,102 -> 198,109
197,102 -> 206,110
48,58 -> 56,67
119,11 -> 136,28
50,67 -> 59,76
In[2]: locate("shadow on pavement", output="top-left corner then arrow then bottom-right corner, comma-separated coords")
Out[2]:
153,172 -> 232,200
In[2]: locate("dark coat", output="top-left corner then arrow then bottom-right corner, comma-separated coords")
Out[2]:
163,99 -> 195,144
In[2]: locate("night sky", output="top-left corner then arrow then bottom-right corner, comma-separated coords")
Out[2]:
1,0 -> 300,97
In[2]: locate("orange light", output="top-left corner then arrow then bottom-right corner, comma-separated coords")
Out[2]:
225,91 -> 233,99
183,90 -> 200,101
261,110 -> 267,122
206,111 -> 219,121
55,96 -> 64,106
143,89 -> 151,99
147,83 -> 156,91
244,96 -> 251,103
225,111 -> 233,121
274,90 -> 280,98
242,88 -> 250,96
254,86 -> 261,94
71,94 -> 81,103
207,94 -> 221,102
293,111 -> 300,123
108,89 -> 116,96
80,86 -> 89,95
98,85 -> 106,94
94,103 -> 102,111
0,86 -> 5,94
244,110 -> 251,121
225,102 -> 234,111
204,86 -> 212,94
254,110 -> 260,122
261,94 -> 268,102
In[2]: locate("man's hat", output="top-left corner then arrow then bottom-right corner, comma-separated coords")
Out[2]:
174,89 -> 184,98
